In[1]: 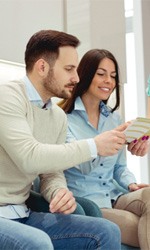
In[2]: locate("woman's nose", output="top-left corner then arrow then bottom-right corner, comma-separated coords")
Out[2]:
104,74 -> 111,83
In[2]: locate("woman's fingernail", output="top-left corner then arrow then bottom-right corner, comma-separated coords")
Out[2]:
142,136 -> 146,140
133,139 -> 137,143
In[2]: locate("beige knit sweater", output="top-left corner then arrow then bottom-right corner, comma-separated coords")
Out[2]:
0,80 -> 91,205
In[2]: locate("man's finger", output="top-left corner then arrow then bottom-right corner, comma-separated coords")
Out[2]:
50,189 -> 67,212
115,122 -> 130,132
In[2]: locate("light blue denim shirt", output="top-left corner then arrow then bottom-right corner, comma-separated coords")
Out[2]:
65,96 -> 136,208
23,76 -> 52,109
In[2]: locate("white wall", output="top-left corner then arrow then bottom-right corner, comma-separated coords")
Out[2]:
90,0 -> 126,117
65,0 -> 91,57
0,0 -> 126,71
0,0 -> 64,63
90,0 -> 126,83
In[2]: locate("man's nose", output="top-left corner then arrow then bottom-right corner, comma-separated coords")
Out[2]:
72,71 -> 80,83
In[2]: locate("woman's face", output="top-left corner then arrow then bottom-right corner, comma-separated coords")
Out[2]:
86,58 -> 116,102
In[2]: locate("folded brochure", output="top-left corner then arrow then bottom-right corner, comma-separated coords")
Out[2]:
124,117 -> 150,143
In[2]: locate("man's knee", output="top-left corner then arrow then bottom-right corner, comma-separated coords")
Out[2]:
0,218 -> 54,250
26,229 -> 54,250
100,219 -> 121,248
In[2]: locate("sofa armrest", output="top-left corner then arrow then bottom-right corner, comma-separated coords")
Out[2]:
75,196 -> 102,217
26,190 -> 86,215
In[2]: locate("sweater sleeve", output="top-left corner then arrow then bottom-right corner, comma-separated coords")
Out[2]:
40,171 -> 68,202
0,83 -> 92,175
40,116 -> 68,201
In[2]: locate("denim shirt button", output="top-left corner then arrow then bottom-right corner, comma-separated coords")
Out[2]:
99,176 -> 102,179
100,163 -> 103,166
103,182 -> 106,185
106,193 -> 109,196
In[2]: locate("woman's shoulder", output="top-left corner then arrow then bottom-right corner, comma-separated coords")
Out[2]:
110,110 -> 123,125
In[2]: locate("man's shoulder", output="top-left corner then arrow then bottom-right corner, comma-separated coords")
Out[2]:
0,79 -> 25,94
0,79 -> 28,108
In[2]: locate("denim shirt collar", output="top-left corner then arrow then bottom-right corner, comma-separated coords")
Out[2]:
22,75 -> 52,109
74,96 -> 111,117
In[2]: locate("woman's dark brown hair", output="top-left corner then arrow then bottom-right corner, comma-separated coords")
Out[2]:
59,49 -> 120,113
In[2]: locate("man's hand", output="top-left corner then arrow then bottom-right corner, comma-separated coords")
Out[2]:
94,123 -> 129,156
128,183 -> 150,192
127,137 -> 150,156
49,188 -> 76,214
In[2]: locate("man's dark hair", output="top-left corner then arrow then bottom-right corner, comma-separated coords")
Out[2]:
25,29 -> 80,72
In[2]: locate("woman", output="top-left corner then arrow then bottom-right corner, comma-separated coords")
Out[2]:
59,49 -> 150,249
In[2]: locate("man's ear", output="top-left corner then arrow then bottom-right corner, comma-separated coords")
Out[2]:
36,59 -> 49,77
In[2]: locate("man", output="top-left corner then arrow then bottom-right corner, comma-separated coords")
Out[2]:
0,29 -> 132,249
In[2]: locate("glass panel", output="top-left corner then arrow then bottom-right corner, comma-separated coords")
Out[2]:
124,0 -> 141,182
124,0 -> 133,17
124,32 -> 141,182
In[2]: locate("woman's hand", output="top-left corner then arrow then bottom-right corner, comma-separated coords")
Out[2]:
127,136 -> 150,156
128,183 -> 150,191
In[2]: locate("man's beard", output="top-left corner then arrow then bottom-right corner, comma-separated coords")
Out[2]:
43,69 -> 75,99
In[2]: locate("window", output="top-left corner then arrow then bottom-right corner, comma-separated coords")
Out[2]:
124,0 -> 146,183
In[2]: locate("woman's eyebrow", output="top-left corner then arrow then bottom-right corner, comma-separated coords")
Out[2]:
97,67 -> 106,71
97,67 -> 116,74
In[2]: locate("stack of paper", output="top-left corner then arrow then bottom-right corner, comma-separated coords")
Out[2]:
124,117 -> 150,143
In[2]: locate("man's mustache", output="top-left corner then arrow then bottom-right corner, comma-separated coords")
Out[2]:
65,83 -> 76,88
